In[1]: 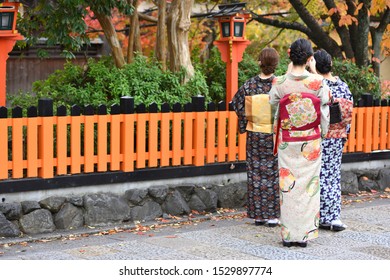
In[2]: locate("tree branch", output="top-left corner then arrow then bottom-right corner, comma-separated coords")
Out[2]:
138,12 -> 158,23
322,0 -> 354,58
250,12 -> 314,36
376,7 -> 390,33
288,0 -> 343,58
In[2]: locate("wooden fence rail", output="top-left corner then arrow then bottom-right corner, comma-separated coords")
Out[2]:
0,96 -> 389,181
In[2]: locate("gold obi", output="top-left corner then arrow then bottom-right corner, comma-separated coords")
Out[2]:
245,94 -> 273,133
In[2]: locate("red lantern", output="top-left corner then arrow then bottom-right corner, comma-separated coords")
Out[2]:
213,3 -> 251,108
0,0 -> 24,106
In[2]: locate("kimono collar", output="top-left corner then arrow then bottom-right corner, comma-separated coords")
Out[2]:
286,70 -> 311,80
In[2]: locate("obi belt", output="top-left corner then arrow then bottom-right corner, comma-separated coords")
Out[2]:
245,94 -> 274,134
274,93 -> 321,154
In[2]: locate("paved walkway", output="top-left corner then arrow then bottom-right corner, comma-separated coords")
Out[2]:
0,195 -> 390,261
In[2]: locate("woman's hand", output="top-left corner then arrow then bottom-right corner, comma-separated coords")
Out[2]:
307,57 -> 317,74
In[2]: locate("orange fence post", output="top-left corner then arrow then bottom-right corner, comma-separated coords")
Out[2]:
148,104 -> 159,167
355,107 -> 364,152
97,105 -> 108,172
0,108 -> 8,179
83,106 -> 95,173
120,97 -> 135,172
171,104 -> 182,166
183,104 -> 193,165
70,106 -> 81,174
38,99 -> 54,178
372,102 -> 381,151
136,105 -> 147,169
361,95 -> 373,153
26,107 -> 38,177
11,107 -> 23,178
379,100 -> 388,150
160,104 -> 171,167
56,106 -> 68,175
192,96 -> 205,166
217,102 -> 227,162
347,108 -> 357,153
110,105 -> 121,171
227,109 -> 238,161
363,106 -> 373,153
206,103 -> 217,164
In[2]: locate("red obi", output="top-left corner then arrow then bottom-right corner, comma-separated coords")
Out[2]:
274,93 -> 322,154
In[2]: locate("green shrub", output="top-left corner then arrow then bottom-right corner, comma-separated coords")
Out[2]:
332,59 -> 380,102
198,47 -> 226,103
8,55 -> 210,111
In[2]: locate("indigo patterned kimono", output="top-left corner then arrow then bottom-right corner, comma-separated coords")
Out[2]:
320,77 -> 353,225
231,75 -> 280,221
269,71 -> 330,242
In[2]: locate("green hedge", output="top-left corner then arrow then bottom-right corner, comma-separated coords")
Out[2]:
8,56 -> 209,111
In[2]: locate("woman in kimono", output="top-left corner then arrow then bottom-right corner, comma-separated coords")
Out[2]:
313,50 -> 353,231
232,47 -> 280,227
269,39 -> 331,247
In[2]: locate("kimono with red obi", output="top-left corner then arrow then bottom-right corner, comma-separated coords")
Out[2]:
269,71 -> 330,243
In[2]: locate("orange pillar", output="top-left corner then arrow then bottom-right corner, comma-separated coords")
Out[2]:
0,34 -> 24,107
214,39 -> 250,109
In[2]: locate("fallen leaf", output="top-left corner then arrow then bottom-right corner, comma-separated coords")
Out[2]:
19,242 -> 28,247
165,235 -> 178,238
385,188 -> 390,192
148,234 -> 155,237
38,239 -> 52,243
371,189 -> 377,193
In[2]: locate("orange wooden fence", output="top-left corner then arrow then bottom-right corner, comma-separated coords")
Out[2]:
0,97 -> 389,181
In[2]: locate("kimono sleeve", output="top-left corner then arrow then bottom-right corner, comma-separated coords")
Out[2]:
231,85 -> 248,134
319,81 -> 331,137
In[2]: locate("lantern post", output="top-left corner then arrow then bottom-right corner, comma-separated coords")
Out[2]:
213,3 -> 251,109
0,0 -> 24,107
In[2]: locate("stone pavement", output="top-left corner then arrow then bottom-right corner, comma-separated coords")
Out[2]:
0,195 -> 389,260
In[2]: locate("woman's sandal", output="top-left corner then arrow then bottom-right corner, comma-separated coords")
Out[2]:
282,240 -> 307,248
254,220 -> 267,226
319,223 -> 347,232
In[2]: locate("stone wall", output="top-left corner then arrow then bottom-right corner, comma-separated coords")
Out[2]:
341,168 -> 390,194
0,183 -> 247,238
1,167 -> 389,238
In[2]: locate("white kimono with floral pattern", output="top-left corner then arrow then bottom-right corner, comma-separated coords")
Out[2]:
269,71 -> 330,242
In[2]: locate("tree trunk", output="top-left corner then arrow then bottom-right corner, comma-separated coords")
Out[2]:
370,8 -> 390,76
94,11 -> 126,68
346,0 -> 359,56
167,0 -> 195,82
127,0 -> 141,63
354,0 -> 372,67
156,0 -> 167,70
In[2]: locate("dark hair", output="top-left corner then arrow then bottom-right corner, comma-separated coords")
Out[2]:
289,38 -> 313,66
258,47 -> 279,75
313,49 -> 332,74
